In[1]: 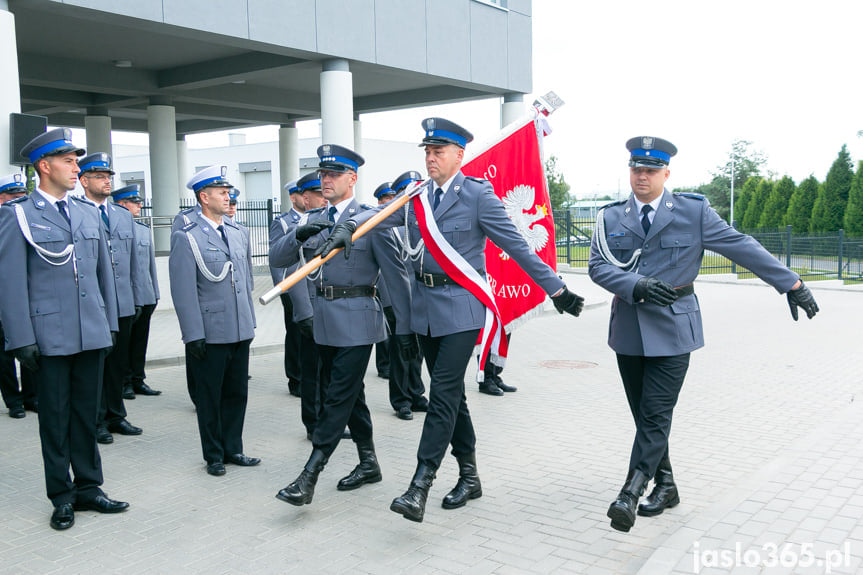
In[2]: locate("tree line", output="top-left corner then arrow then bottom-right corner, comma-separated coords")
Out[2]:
673,140 -> 863,236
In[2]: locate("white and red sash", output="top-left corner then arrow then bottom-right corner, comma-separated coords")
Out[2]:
411,185 -> 508,375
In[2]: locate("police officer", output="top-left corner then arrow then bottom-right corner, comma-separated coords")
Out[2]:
372,182 -> 394,380
0,173 -> 38,418
269,178 -> 304,397
77,153 -> 143,444
270,145 -> 416,506
112,185 -> 161,397
376,175 -> 429,420
589,136 -> 819,533
318,119 -> 585,522
169,165 -> 260,476
0,128 -> 127,530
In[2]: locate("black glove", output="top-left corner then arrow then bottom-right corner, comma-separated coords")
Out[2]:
633,277 -> 678,306
297,318 -> 314,340
186,339 -> 207,360
786,281 -> 819,320
13,344 -> 40,373
313,220 -> 357,259
552,287 -> 585,317
396,333 -> 420,362
133,306 -> 143,323
295,220 -> 333,242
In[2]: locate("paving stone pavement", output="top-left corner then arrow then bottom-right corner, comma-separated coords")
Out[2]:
1,272 -> 861,574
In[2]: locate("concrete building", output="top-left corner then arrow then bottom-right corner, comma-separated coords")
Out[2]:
2,0 -> 534,251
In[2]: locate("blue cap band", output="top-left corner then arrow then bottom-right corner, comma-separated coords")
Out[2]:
192,175 -> 229,192
630,148 -> 671,163
426,129 -> 467,148
112,190 -> 138,201
0,182 -> 25,193
374,186 -> 394,198
319,155 -> 359,171
79,159 -> 111,172
28,139 -> 74,164
299,179 -> 321,191
393,176 -> 419,191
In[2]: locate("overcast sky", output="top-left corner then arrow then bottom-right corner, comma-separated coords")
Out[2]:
125,0 -> 863,200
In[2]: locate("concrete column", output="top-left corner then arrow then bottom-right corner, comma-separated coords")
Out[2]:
353,115 -> 365,201
84,108 -> 112,155
320,59 -> 353,148
278,122 -> 298,208
0,5 -> 22,175
501,93 -> 525,129
176,134 -> 190,201
147,97 -> 179,253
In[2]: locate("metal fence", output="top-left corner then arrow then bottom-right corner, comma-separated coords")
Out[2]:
554,211 -> 863,283
141,199 -> 278,268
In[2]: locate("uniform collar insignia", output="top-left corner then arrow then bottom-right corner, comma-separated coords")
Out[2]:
666,201 -> 673,209
36,200 -> 45,208
624,206 -> 631,214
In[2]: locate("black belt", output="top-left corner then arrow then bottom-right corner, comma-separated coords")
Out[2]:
316,286 -> 376,300
675,284 -> 695,297
416,270 -> 484,288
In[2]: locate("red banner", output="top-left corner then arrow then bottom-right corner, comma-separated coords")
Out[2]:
463,117 -> 557,331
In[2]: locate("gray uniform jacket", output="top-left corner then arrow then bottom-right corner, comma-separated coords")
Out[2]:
169,211 -> 256,344
588,190 -> 800,357
91,200 -> 138,318
0,193 -> 119,355
268,210 -> 313,322
269,199 -> 411,347
131,220 -> 160,306
352,173 -> 565,337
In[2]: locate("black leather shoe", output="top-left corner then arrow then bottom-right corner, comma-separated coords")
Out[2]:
8,405 -> 25,419
23,401 -> 38,413
50,503 -> 75,530
495,379 -> 517,393
607,469 -> 649,532
122,384 -> 135,400
74,495 -> 129,513
133,382 -> 162,396
226,453 -> 261,466
412,400 -> 429,412
638,458 -> 679,517
276,450 -> 328,506
442,453 -> 482,509
107,419 -> 142,436
206,462 -> 226,476
478,382 -> 504,396
96,426 -> 114,445
337,440 -> 382,491
396,406 -> 413,420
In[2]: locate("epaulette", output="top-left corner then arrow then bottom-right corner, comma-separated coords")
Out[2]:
181,222 -> 197,232
223,218 -> 239,229
360,203 -> 374,211
179,206 -> 196,215
599,199 -> 627,210
71,195 -> 95,206
4,195 -> 29,205
464,176 -> 489,184
673,192 -> 705,201
113,203 -> 130,212
135,220 -> 150,228
306,207 -> 326,214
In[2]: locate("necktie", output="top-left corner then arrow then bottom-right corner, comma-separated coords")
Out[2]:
641,204 -> 653,235
99,204 -> 110,230
218,225 -> 230,255
433,187 -> 443,210
56,200 -> 71,226
328,206 -> 337,223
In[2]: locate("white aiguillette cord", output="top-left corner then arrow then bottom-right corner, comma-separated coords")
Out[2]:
13,204 -> 76,266
593,207 -> 642,271
185,230 -> 233,283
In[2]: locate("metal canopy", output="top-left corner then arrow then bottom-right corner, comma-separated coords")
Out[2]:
11,1 -> 506,135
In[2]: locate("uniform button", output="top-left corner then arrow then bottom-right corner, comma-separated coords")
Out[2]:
675,240 -> 680,245
81,293 -> 87,298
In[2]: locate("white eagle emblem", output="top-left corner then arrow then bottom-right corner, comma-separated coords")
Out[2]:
501,184 -> 549,257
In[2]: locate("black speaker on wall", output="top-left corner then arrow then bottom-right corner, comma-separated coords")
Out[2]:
9,113 -> 48,166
